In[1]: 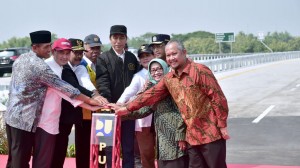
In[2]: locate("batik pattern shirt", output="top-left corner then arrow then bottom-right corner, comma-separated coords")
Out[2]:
5,51 -> 80,132
127,60 -> 228,145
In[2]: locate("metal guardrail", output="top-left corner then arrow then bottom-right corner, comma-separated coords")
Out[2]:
191,51 -> 300,72
189,53 -> 249,60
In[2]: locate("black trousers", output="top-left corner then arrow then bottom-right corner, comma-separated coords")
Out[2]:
75,120 -> 92,168
6,125 -> 55,168
158,155 -> 189,168
188,139 -> 227,168
121,120 -> 135,168
6,124 -> 34,168
51,121 -> 93,168
32,127 -> 56,168
51,123 -> 73,168
51,120 -> 112,168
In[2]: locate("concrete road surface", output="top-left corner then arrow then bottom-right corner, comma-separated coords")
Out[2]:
1,58 -> 300,166
216,59 -> 300,166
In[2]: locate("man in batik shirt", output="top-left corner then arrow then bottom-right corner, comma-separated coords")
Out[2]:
113,40 -> 229,168
5,30 -> 100,168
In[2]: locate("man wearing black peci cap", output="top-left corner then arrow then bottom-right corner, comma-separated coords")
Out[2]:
96,25 -> 140,168
149,34 -> 171,61
4,31 -> 103,168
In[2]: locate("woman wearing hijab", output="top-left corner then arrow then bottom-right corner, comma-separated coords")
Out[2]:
123,58 -> 188,168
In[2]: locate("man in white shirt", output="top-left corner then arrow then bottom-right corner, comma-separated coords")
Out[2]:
68,38 -> 97,92
117,44 -> 156,168
51,38 -> 105,168
34,38 -> 104,168
82,34 -> 102,72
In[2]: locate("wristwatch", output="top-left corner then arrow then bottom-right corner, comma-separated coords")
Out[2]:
91,92 -> 96,98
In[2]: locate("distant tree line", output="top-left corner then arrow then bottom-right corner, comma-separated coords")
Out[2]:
128,31 -> 300,54
1,31 -> 299,54
0,34 -> 58,49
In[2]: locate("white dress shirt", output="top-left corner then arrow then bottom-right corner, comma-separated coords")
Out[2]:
82,55 -> 96,72
68,62 -> 96,91
112,48 -> 125,62
37,57 -> 82,135
117,68 -> 153,131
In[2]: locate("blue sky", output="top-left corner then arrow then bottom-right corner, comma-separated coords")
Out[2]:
1,0 -> 299,44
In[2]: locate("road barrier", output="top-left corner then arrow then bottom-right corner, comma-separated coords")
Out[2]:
190,51 -> 300,72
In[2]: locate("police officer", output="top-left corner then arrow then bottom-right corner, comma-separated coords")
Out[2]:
149,34 -> 170,61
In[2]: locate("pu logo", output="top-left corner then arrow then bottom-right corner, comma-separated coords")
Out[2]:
95,119 -> 113,136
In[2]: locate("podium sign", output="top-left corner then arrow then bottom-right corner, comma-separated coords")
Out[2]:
90,113 -> 121,168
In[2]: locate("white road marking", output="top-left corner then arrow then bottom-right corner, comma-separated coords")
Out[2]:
296,84 -> 300,87
290,88 -> 296,92
252,105 -> 275,123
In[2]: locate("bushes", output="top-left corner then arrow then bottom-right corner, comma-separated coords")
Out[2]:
66,144 -> 76,157
0,127 -> 8,154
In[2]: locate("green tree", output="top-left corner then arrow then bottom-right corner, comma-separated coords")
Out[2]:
184,37 -> 218,54
127,32 -> 156,49
172,31 -> 214,42
263,31 -> 296,52
101,44 -> 111,52
287,37 -> 300,51
233,32 -> 264,53
1,31 -> 299,53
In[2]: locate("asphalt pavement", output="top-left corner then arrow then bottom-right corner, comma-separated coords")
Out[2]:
1,58 -> 300,166
216,59 -> 300,166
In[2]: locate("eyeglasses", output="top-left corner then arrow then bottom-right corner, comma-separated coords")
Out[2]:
150,67 -> 163,74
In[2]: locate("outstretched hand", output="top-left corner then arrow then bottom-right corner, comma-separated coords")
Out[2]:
93,95 -> 109,106
107,103 -> 130,116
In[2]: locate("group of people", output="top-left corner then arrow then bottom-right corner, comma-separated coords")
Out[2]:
4,24 -> 229,168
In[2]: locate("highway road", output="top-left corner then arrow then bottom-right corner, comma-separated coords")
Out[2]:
1,58 -> 300,166
70,58 -> 300,166
215,58 -> 300,166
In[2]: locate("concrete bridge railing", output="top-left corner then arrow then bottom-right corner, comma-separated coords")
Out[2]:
190,51 -> 300,72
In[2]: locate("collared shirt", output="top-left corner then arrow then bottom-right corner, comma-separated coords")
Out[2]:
82,55 -> 96,72
37,57 -> 82,135
117,68 -> 152,131
112,47 -> 125,62
127,60 -> 228,145
5,51 -> 80,132
68,62 -> 96,91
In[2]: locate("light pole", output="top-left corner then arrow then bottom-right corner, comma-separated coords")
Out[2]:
257,32 -> 273,52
